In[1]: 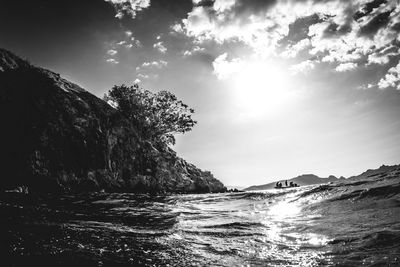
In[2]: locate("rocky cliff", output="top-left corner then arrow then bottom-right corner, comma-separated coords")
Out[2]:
0,48 -> 226,193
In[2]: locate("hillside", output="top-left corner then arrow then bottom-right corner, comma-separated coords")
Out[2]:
244,164 -> 400,191
347,164 -> 400,181
0,48 -> 226,193
244,174 -> 345,191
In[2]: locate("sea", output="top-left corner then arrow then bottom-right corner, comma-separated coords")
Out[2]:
1,174 -> 399,266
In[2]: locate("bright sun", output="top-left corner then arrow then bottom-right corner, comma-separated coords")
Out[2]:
232,61 -> 293,117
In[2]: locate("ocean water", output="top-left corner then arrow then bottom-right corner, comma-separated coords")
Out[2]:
1,175 -> 399,266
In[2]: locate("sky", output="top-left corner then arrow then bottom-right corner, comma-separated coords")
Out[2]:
1,0 -> 400,187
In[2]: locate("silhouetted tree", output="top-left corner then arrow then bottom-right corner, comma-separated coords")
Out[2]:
104,84 -> 196,146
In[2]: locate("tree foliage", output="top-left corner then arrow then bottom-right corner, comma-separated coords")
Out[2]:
104,84 -> 196,146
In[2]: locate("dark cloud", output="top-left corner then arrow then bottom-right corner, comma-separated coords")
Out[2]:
231,0 -> 277,16
353,0 -> 387,21
323,22 -> 352,38
278,14 -> 322,51
319,3 -> 357,39
285,14 -> 322,44
195,0 -> 215,7
380,45 -> 399,54
359,10 -> 393,37
391,22 -> 400,32
199,0 -> 278,26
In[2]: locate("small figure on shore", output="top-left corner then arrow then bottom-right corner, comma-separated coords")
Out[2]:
285,180 -> 288,187
290,181 -> 294,187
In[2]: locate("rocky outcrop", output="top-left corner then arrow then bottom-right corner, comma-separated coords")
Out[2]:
0,48 -> 226,193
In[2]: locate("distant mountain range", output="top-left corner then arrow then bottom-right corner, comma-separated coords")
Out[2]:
244,164 -> 400,191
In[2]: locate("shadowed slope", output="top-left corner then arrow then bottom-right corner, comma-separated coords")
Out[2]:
0,48 -> 226,193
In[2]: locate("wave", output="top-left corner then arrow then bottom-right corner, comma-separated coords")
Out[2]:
328,183 -> 400,202
328,230 -> 400,257
231,190 -> 292,201
361,230 -> 400,249
297,184 -> 335,198
202,221 -> 265,230
182,229 -> 261,238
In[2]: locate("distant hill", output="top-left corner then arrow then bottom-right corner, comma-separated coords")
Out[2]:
225,185 -> 246,191
347,164 -> 400,181
244,174 -> 344,191
244,164 -> 400,191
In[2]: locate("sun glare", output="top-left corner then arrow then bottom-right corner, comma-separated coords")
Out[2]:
232,61 -> 293,117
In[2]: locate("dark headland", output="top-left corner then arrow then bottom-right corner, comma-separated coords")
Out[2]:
0,48 -> 226,194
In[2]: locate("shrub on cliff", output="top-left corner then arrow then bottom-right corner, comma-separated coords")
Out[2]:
104,84 -> 197,147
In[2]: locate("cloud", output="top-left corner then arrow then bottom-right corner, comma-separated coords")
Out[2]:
281,38 -> 311,58
335,62 -> 358,72
359,10 -> 393,37
153,41 -> 167,53
171,23 -> 184,33
105,0 -> 151,19
135,40 -> 142,47
378,61 -> 400,89
367,45 -> 399,65
290,60 -> 315,74
183,0 -> 354,54
115,35 -> 142,50
107,49 -> 118,56
212,53 -> 243,80
127,37 -> 142,48
137,73 -> 159,80
358,83 -> 376,90
106,58 -> 119,64
180,0 -> 400,86
183,46 -> 205,56
138,73 -> 149,79
140,60 -> 168,69
135,60 -> 167,82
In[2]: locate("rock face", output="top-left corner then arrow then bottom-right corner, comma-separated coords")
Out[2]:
0,48 -> 226,193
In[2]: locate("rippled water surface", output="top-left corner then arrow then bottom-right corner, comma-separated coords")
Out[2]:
1,175 -> 400,266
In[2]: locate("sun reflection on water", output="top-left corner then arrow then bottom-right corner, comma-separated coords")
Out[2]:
268,199 -> 301,219
255,191 -> 331,265
170,189 -> 333,266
